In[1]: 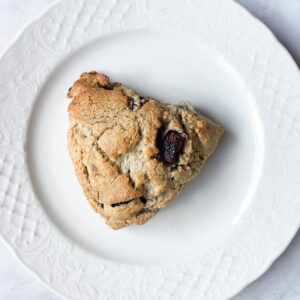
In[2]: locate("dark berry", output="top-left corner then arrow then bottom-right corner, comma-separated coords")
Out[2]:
111,196 -> 147,207
130,96 -> 145,111
161,130 -> 185,165
103,86 -> 113,90
130,100 -> 137,111
140,196 -> 147,204
156,126 -> 165,149
111,199 -> 132,207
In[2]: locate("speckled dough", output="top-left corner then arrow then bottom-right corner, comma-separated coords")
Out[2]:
67,72 -> 224,229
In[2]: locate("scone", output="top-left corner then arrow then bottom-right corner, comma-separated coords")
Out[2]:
67,72 -> 224,230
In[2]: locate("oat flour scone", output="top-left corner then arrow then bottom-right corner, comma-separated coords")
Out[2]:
67,72 -> 224,230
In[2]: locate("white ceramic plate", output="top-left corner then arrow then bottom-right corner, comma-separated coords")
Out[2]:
0,0 -> 300,299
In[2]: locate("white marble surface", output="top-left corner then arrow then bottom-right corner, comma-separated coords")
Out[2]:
0,0 -> 299,299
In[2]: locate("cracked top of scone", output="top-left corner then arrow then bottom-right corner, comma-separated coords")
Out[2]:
67,71 -> 224,229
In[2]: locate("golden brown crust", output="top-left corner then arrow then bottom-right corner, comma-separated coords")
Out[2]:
67,72 -> 224,229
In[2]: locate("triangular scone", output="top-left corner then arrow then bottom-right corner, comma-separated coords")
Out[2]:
67,72 -> 224,230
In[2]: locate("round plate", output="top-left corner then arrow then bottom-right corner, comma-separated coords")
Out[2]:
0,0 -> 300,299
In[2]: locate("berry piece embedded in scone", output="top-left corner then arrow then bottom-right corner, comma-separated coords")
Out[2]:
159,130 -> 186,165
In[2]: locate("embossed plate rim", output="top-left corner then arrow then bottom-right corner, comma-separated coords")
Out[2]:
0,0 -> 300,299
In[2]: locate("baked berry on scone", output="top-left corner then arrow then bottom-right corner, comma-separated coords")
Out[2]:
67,71 -> 223,230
